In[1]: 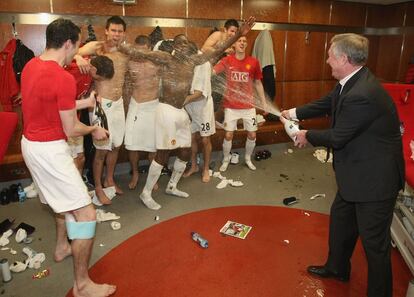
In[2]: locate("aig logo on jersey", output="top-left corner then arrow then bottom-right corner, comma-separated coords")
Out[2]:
231,71 -> 249,82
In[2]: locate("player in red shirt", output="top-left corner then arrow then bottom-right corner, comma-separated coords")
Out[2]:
213,36 -> 267,172
21,19 -> 114,297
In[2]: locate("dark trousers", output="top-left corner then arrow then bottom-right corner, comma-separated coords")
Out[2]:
80,109 -> 95,182
326,192 -> 396,297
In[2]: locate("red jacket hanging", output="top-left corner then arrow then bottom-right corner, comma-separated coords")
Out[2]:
0,39 -> 19,111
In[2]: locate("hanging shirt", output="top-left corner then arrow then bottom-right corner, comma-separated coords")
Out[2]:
252,30 -> 276,101
0,39 -> 19,111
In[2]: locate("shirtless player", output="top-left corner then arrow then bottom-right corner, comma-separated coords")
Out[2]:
78,16 -> 129,204
201,19 -> 239,56
119,17 -> 255,210
124,35 -> 160,189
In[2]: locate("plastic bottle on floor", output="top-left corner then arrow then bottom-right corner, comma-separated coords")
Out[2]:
0,258 -> 12,282
191,232 -> 208,248
17,184 -> 26,203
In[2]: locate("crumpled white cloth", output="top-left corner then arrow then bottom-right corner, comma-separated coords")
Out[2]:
216,179 -> 229,189
0,229 -> 13,247
257,114 -> 266,125
22,247 -> 46,269
10,261 -> 27,273
96,209 -> 120,223
110,221 -> 121,230
216,179 -> 244,189
313,149 -> 332,163
213,173 -> 244,189
212,171 -> 226,180
229,180 -> 243,187
91,186 -> 117,206
310,193 -> 326,200
230,152 -> 239,165
15,228 -> 27,243
24,182 -> 38,198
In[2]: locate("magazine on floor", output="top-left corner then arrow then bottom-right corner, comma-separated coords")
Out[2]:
220,220 -> 252,239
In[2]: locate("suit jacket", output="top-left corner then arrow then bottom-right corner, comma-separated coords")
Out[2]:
296,67 -> 405,202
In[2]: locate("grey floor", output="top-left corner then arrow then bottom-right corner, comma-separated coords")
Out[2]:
0,143 -> 338,297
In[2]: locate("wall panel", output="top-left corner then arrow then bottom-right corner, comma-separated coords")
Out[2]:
366,35 -> 379,75
275,82 -> 283,109
125,0 -> 185,18
376,35 -> 403,81
290,0 -> 331,25
0,0 -> 50,13
282,81 -> 325,109
186,27 -> 212,49
323,33 -> 333,80
53,0 -> 123,16
366,3 -> 405,28
188,0 -> 240,20
243,0 -> 289,23
285,31 -> 326,81
0,24 -> 46,56
399,35 -> 414,82
405,2 -> 414,27
322,80 -> 337,95
331,1 -> 366,27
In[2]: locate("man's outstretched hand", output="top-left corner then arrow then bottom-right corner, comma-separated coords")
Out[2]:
240,16 -> 256,36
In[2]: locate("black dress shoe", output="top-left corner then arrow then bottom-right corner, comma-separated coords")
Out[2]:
307,265 -> 350,282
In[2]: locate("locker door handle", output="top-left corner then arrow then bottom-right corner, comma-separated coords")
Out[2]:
403,89 -> 411,103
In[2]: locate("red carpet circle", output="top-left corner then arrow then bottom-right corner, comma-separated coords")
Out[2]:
67,206 -> 411,297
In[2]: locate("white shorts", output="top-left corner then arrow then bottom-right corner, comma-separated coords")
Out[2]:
125,98 -> 158,152
155,103 -> 191,150
67,136 -> 84,158
21,136 -> 91,213
185,96 -> 216,137
223,108 -> 258,132
90,98 -> 125,151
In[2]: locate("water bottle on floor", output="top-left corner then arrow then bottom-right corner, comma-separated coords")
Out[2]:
0,258 -> 12,282
17,184 -> 26,203
191,232 -> 208,248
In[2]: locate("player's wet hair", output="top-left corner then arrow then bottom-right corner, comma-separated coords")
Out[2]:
90,55 -> 115,79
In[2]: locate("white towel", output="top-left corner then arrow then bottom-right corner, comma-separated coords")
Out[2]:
252,30 -> 276,73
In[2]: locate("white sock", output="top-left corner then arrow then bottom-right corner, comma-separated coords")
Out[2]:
165,187 -> 189,198
139,192 -> 161,210
166,158 -> 189,198
143,160 -> 163,194
245,138 -> 256,161
222,139 -> 232,161
167,158 -> 187,189
245,159 -> 256,171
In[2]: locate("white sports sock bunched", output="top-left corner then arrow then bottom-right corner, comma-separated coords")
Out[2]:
245,138 -> 257,171
245,138 -> 256,161
166,158 -> 189,198
222,139 -> 232,161
143,161 -> 163,194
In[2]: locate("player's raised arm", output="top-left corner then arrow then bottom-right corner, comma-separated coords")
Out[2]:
197,16 -> 256,65
118,42 -> 171,65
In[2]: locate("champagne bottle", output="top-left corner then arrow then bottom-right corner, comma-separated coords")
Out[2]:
283,118 -> 300,141
95,100 -> 109,130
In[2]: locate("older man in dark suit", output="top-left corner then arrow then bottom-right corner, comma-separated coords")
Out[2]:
281,33 -> 405,297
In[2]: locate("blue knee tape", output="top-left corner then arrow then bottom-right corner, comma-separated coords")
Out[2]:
66,221 -> 96,240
